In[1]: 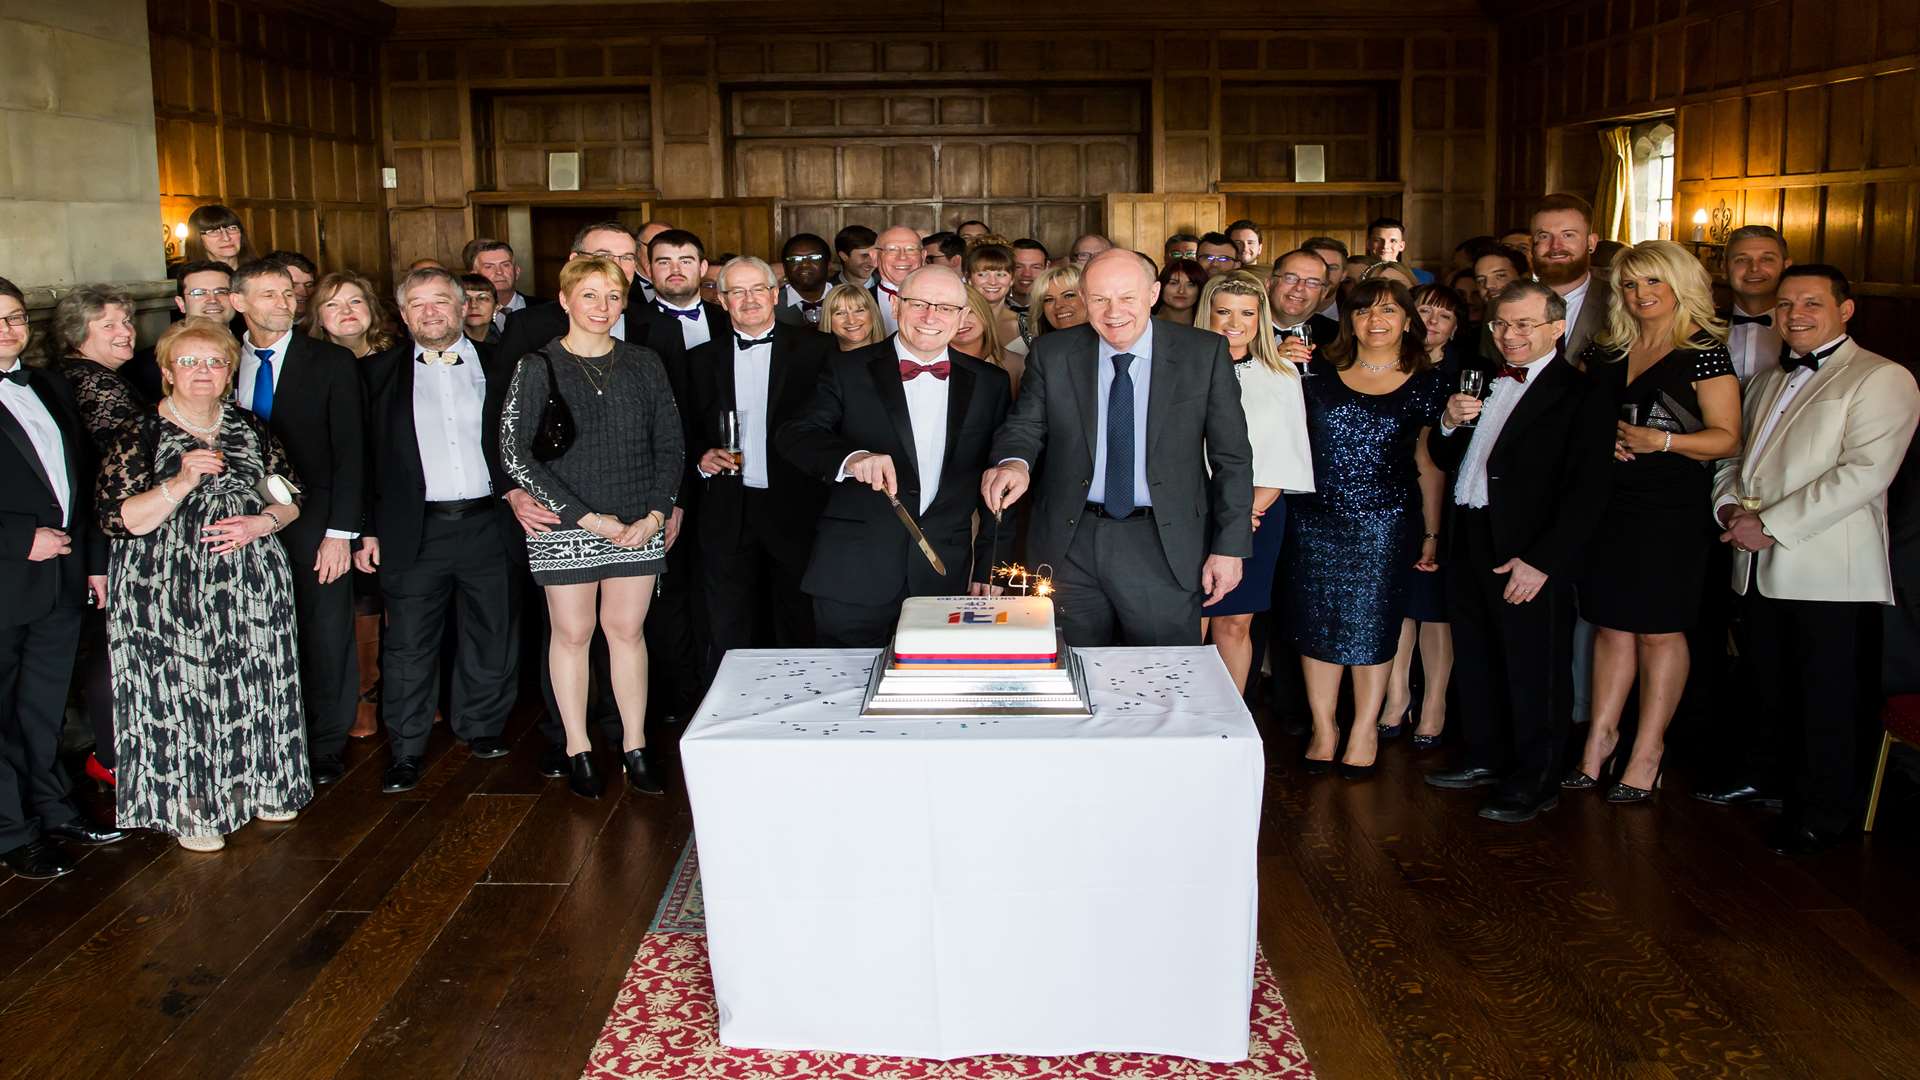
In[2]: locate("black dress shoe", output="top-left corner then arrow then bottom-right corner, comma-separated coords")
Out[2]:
467,735 -> 510,760
622,748 -> 665,796
538,744 -> 567,779
381,756 -> 423,794
568,751 -> 603,799
1301,753 -> 1333,776
1336,760 -> 1377,781
46,819 -> 125,846
1691,782 -> 1782,808
1,839 -> 75,880
1426,766 -> 1501,790
310,755 -> 345,786
1766,822 -> 1843,857
1478,792 -> 1560,824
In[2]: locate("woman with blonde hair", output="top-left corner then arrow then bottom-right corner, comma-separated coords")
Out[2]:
818,283 -> 886,351
1565,239 -> 1740,804
1028,264 -> 1086,336
952,284 -> 1026,396
306,271 -> 396,359
1194,271 -> 1314,695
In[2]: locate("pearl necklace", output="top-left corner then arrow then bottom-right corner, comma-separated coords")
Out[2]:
165,398 -> 223,439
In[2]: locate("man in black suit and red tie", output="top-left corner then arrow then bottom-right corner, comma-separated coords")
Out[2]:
0,278 -> 123,879
776,265 -> 1012,647
690,256 -> 832,669
230,260 -> 366,786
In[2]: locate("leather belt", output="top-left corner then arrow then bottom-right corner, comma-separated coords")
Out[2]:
1084,501 -> 1153,521
425,495 -> 497,520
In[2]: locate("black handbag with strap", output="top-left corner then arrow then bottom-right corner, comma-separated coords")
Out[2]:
530,349 -> 575,462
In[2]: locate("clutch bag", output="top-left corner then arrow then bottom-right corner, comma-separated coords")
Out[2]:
256,474 -> 300,505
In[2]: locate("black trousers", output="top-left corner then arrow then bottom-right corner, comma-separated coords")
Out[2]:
1737,590 -> 1872,834
645,513 -> 707,716
1055,511 -> 1201,648
287,537 -> 359,762
702,490 -> 814,676
814,594 -> 903,649
0,604 -> 83,851
78,609 -> 114,768
378,513 -> 520,758
1447,507 -> 1578,801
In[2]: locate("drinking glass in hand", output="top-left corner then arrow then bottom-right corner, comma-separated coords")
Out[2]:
1457,369 -> 1485,425
1283,326 -> 1315,376
717,410 -> 743,476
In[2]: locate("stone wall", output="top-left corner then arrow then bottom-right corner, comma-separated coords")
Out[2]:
0,0 -> 166,289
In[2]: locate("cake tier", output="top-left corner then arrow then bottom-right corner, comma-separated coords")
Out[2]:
892,595 -> 1057,665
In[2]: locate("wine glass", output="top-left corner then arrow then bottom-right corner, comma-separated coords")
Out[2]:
717,410 -> 743,476
1457,369 -> 1485,426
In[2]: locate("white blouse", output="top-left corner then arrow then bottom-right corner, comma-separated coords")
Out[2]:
1235,358 -> 1314,493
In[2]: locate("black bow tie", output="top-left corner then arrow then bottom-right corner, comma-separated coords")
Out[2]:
735,332 -> 773,350
1730,312 -> 1772,328
0,366 -> 27,386
1781,339 -> 1844,373
658,303 -> 700,321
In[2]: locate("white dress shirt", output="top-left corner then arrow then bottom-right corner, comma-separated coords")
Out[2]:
492,290 -> 528,332
781,283 -> 826,325
658,300 -> 711,349
634,276 -> 658,305
1445,350 -> 1556,508
0,363 -> 71,527
732,330 -> 774,490
1711,334 -> 1847,523
1089,323 -> 1155,508
874,279 -> 903,334
1558,276 -> 1592,344
413,337 -> 492,501
1726,304 -> 1779,385
240,329 -> 356,539
837,338 -> 950,515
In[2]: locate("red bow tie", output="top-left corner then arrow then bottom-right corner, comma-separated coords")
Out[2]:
1498,364 -> 1530,383
900,359 -> 950,381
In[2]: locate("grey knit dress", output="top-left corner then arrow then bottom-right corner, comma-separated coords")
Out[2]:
500,338 -> 685,585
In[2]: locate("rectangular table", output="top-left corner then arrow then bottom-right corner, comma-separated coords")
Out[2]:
680,646 -> 1265,1063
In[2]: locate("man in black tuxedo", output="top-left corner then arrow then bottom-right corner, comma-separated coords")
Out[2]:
355,268 -> 521,793
1722,224 -> 1792,386
1424,281 -> 1613,823
982,250 -> 1254,647
776,265 -> 1012,646
690,256 -> 831,668
230,260 -> 365,785
0,285 -> 123,878
774,233 -> 833,328
1267,249 -> 1341,350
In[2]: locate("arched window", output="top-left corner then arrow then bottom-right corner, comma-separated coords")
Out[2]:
1630,121 -> 1676,243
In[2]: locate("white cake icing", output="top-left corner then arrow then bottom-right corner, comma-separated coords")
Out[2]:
893,596 -> 1058,662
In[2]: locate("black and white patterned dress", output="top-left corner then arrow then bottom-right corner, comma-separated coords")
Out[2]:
500,339 -> 685,585
96,407 -> 311,836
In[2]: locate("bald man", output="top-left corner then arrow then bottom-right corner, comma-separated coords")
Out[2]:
868,225 -> 924,336
776,265 -> 1013,646
984,250 -> 1253,646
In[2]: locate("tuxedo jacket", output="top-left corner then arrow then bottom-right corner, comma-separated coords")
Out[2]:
360,340 -> 519,571
0,368 -> 104,626
775,337 -> 1011,604
1425,353 -> 1614,580
252,334 -> 364,559
1711,339 -> 1920,603
987,320 -> 1254,592
1305,312 -> 1340,346
687,322 -> 832,545
634,301 -> 733,509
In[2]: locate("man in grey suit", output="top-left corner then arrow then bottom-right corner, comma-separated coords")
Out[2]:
1530,192 -> 1611,361
982,250 -> 1254,646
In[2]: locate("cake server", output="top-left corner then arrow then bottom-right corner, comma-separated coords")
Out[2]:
887,493 -> 948,575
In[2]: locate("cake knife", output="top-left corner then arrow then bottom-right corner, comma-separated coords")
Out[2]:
887,493 -> 948,575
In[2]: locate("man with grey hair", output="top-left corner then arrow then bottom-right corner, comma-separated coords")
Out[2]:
688,256 -> 832,668
356,266 -> 521,793
868,225 -> 924,335
1424,279 -> 1613,824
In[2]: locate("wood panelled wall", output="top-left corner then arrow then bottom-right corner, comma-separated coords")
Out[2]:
148,0 -> 390,279
1496,0 -> 1920,363
380,4 -> 1497,284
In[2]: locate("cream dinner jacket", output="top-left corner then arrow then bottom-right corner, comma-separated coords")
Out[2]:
1711,338 -> 1920,603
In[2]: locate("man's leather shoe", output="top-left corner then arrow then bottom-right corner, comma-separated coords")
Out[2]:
1426,766 -> 1501,790
1691,782 -> 1783,809
382,756 -> 423,794
1478,792 -> 1559,824
1766,822 -> 1842,857
46,819 -> 125,846
1,839 -> 75,879
539,745 -> 567,779
467,736 -> 510,760
310,755 -> 345,786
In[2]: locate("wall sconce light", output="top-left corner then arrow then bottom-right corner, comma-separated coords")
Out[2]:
1708,200 -> 1733,245
1691,207 -> 1708,243
164,222 -> 188,262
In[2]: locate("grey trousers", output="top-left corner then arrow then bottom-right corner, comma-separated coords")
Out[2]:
1053,512 -> 1203,648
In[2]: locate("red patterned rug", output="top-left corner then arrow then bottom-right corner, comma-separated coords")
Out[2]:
585,841 -> 1314,1079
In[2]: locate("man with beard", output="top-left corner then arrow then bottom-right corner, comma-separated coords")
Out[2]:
869,225 -> 924,336
774,232 -> 833,328
1528,194 -> 1610,359
1227,219 -> 1265,272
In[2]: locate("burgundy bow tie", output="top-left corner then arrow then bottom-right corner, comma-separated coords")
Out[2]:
899,359 -> 950,381
1498,364 -> 1530,383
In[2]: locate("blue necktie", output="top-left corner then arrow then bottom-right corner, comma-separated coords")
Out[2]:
1104,352 -> 1136,517
252,348 -> 275,421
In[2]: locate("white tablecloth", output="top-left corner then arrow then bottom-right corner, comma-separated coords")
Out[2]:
680,646 -> 1264,1062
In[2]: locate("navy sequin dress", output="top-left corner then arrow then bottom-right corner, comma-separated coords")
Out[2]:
1283,365 -> 1447,665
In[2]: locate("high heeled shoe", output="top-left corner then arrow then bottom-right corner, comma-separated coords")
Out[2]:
1301,751 -> 1334,776
1605,766 -> 1663,805
622,747 -> 664,796
84,752 -> 115,788
1336,759 -> 1377,780
1376,705 -> 1411,740
1561,748 -> 1621,790
567,751 -> 603,799
1411,732 -> 1442,750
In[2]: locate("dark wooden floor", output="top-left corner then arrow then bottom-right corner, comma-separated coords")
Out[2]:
4,698 -> 1919,1079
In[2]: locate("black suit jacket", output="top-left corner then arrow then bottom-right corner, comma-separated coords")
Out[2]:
688,322 -> 832,545
634,301 -> 732,510
0,368 -> 104,625
1306,312 -> 1339,346
775,337 -> 1012,604
1425,353 -> 1613,579
988,320 -> 1254,592
247,334 -> 365,558
360,340 -> 518,571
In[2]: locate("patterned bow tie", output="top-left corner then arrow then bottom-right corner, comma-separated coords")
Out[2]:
1730,312 -> 1772,328
1497,363 -> 1530,383
899,359 -> 950,381
735,332 -> 773,350
1781,339 -> 1843,374
0,366 -> 26,386
659,304 -> 700,320
417,349 -> 462,366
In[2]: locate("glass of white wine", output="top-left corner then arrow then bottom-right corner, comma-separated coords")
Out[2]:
1737,490 -> 1763,513
1457,369 -> 1485,426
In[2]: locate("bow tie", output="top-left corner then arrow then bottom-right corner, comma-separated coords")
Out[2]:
798,298 -> 822,311
1730,311 -> 1772,328
899,359 -> 950,381
877,282 -> 900,296
1497,363 -> 1530,383
1007,300 -> 1029,314
1781,339 -> 1844,374
735,332 -> 773,350
417,349 -> 462,366
658,304 -> 700,321
0,366 -> 26,386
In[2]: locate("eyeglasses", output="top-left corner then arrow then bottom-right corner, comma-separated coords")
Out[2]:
183,287 -> 232,300
172,355 -> 233,369
578,250 -> 639,267
898,297 -> 963,319
0,313 -> 29,329
1167,252 -> 1197,261
1487,319 -> 1553,335
1275,273 -> 1327,290
1198,255 -> 1238,266
783,253 -> 828,264
721,284 -> 777,300
200,225 -> 243,239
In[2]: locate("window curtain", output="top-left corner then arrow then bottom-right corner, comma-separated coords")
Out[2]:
1594,125 -> 1635,243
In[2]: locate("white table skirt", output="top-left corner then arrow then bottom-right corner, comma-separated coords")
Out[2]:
680,646 -> 1265,1062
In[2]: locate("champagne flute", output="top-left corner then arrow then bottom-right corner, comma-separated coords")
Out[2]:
717,410 -> 743,476
1457,369 -> 1485,426
1737,489 -> 1763,513
1283,325 -> 1315,376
